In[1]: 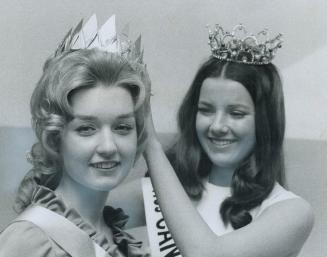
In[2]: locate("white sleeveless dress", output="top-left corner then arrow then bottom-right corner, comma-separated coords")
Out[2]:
193,181 -> 299,236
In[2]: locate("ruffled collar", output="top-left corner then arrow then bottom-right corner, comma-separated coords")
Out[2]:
30,185 -> 147,257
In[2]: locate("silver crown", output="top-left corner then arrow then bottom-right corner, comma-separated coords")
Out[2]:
55,14 -> 143,63
207,24 -> 283,65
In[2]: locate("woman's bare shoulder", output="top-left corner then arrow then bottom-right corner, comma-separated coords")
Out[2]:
208,197 -> 314,257
267,197 -> 314,233
235,197 -> 314,257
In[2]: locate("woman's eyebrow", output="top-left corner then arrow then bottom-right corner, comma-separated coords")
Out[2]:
73,115 -> 97,121
228,104 -> 252,110
74,113 -> 135,120
117,112 -> 135,119
198,101 -> 212,106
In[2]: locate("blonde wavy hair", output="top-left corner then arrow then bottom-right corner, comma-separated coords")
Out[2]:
15,48 -> 151,213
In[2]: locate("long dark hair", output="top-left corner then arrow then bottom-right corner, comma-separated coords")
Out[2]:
170,57 -> 285,229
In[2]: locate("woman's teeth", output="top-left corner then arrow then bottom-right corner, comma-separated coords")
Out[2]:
210,139 -> 235,146
90,162 -> 119,169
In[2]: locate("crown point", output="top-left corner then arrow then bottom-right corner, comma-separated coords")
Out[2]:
121,23 -> 130,37
54,14 -> 144,64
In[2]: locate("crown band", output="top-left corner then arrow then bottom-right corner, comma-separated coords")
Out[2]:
207,24 -> 283,65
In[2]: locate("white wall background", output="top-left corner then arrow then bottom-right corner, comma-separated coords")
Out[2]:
0,0 -> 326,140
283,46 -> 327,140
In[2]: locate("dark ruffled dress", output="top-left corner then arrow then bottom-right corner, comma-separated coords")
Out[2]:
0,186 -> 149,257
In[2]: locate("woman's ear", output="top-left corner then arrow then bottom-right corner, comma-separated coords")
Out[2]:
41,130 -> 60,159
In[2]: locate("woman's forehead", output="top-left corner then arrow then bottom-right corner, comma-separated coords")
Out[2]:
69,85 -> 135,119
200,77 -> 253,106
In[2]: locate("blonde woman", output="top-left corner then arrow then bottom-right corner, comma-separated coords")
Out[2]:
0,15 -> 150,257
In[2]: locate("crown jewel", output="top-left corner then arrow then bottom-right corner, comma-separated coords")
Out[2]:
55,14 -> 143,63
207,24 -> 283,65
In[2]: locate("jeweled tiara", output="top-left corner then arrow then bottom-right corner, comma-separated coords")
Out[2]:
54,14 -> 143,63
207,24 -> 283,65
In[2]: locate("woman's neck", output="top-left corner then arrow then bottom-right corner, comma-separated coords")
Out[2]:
208,165 -> 235,187
55,173 -> 109,229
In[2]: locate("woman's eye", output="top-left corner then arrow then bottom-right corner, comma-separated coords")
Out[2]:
197,107 -> 213,115
75,125 -> 96,136
114,124 -> 134,135
230,111 -> 246,118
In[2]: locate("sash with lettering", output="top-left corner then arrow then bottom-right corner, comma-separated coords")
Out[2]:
142,178 -> 182,257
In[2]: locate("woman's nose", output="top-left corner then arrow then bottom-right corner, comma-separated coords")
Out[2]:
209,113 -> 230,135
96,128 -> 118,157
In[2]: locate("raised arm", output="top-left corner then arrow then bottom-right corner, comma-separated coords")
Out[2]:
144,125 -> 314,257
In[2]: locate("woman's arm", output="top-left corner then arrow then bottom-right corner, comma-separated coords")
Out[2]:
144,137 -> 314,257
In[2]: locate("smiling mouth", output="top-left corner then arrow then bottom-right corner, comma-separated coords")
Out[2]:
89,161 -> 120,170
209,138 -> 236,147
